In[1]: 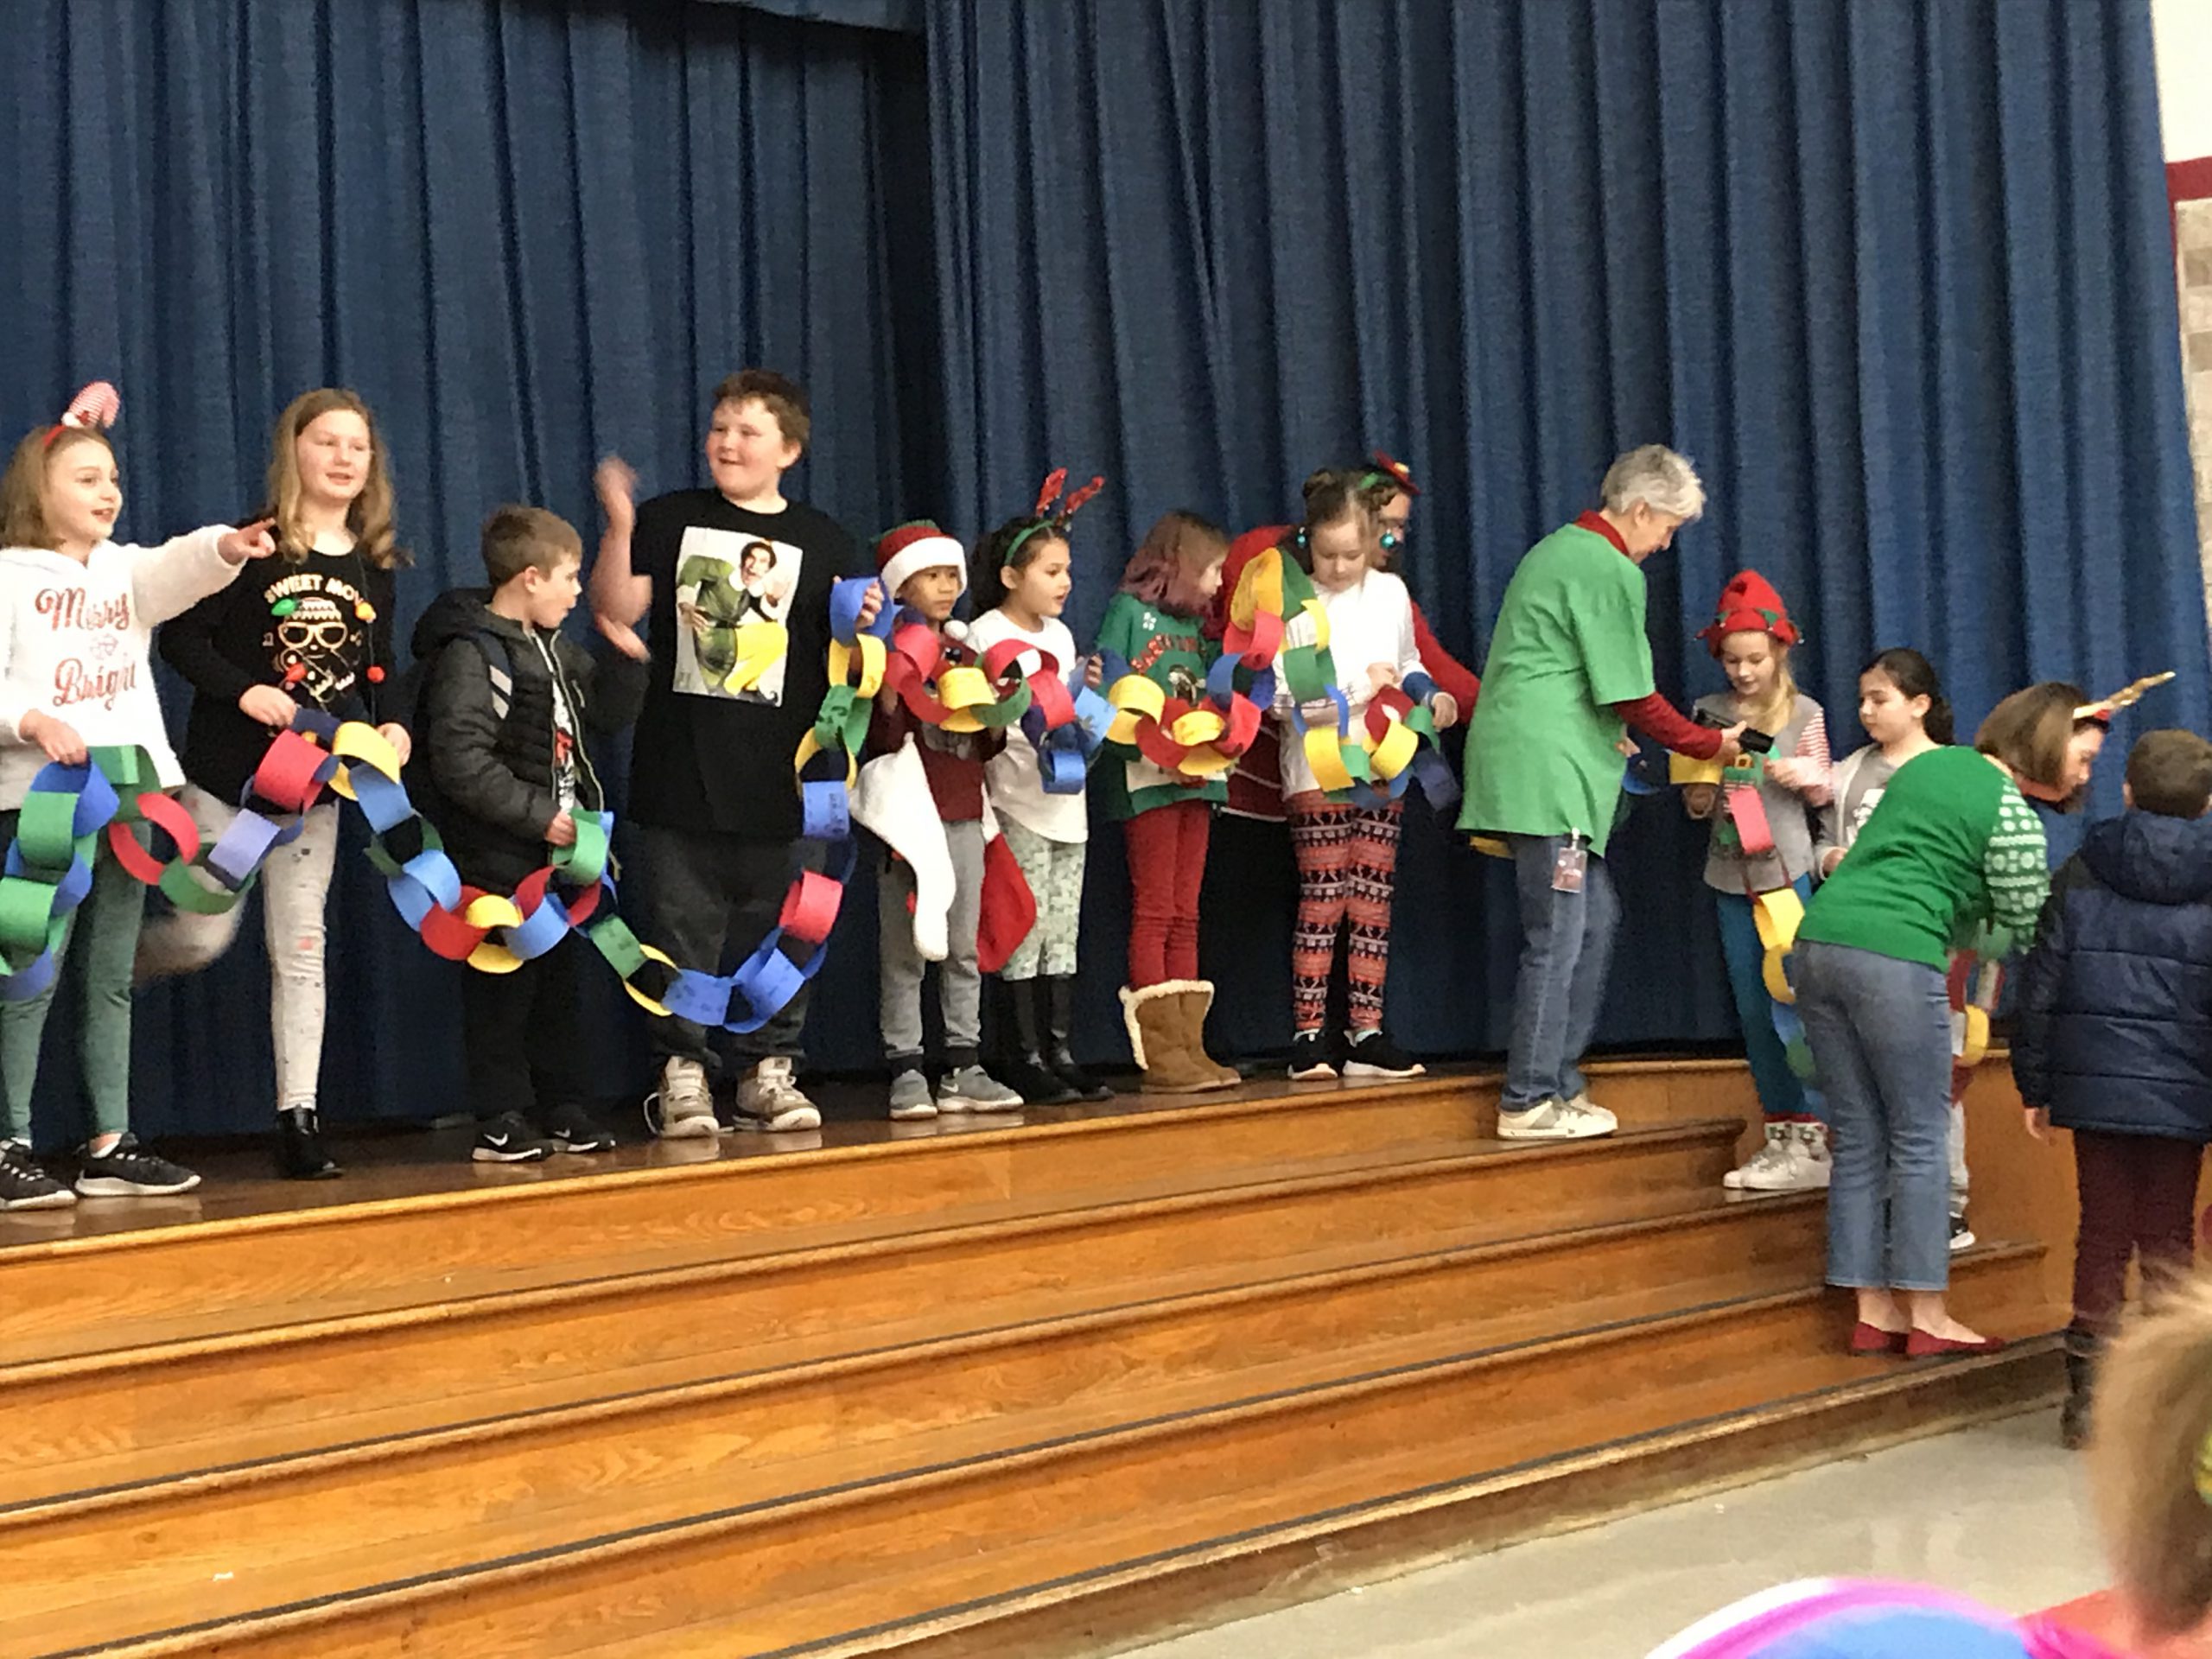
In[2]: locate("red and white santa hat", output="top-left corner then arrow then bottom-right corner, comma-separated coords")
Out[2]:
875,519 -> 965,599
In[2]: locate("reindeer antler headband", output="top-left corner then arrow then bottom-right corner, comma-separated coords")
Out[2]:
1002,466 -> 1105,563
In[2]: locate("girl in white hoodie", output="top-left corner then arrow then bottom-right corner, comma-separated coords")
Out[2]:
0,393 -> 274,1208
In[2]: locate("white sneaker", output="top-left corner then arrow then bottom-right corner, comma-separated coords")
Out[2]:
648,1058 -> 720,1140
1563,1091 -> 1618,1132
1741,1121 -> 1833,1192
1497,1097 -> 1615,1141
1725,1122 -> 1791,1190
734,1057 -> 822,1133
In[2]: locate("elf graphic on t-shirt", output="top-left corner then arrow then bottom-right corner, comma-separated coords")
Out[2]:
671,527 -> 800,705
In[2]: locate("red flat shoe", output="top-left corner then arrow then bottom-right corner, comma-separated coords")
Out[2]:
1849,1322 -> 1910,1356
1906,1329 -> 2007,1358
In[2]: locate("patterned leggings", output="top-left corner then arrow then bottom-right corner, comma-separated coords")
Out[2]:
997,817 -> 1085,980
1287,794 -> 1403,1035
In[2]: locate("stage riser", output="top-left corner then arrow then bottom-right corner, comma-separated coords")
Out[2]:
0,1081 -> 1500,1363
0,1200 -> 1842,1643
0,1126 -> 1742,1504
85,1250 -> 2049,1659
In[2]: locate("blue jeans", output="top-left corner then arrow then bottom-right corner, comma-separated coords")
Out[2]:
1503,835 -> 1620,1111
1713,877 -> 1826,1123
1795,941 -> 1954,1293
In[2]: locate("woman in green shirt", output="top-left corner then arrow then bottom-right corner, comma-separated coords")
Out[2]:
1795,683 -> 2085,1357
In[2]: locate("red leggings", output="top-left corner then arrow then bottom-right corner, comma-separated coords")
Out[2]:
1287,794 -> 1402,1035
1123,800 -> 1211,987
2071,1129 -> 2203,1338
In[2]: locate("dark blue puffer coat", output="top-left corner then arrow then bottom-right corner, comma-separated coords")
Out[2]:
2011,810 -> 2212,1142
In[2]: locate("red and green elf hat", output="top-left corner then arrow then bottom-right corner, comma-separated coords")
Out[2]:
1697,569 -> 1802,656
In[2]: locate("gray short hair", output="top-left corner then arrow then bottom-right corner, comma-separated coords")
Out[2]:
1599,444 -> 1706,522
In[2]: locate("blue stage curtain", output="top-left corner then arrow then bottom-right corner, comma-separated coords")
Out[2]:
0,0 -> 931,1136
0,0 -> 2202,1140
925,0 -> 2210,1059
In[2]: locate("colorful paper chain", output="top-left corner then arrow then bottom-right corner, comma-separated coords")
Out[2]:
1219,544 -> 1457,809
876,617 -> 1114,791
0,580 -> 1113,1030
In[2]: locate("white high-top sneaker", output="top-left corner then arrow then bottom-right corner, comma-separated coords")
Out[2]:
1725,1122 -> 1790,1190
649,1057 -> 720,1140
1740,1120 -> 1832,1192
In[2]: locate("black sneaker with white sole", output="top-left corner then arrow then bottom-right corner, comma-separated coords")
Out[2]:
1287,1030 -> 1337,1081
472,1111 -> 556,1164
0,1140 -> 73,1209
74,1135 -> 200,1198
543,1103 -> 616,1154
1949,1212 -> 1976,1253
1340,1030 -> 1426,1080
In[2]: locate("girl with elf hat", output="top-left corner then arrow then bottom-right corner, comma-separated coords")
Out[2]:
855,520 -> 1030,1122
1680,570 -> 1835,1193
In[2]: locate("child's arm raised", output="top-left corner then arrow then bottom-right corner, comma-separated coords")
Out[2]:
129,521 -> 276,629
423,641 -> 561,845
589,458 -> 652,661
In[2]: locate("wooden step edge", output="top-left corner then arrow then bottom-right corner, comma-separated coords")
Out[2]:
67,1253 -> 2050,1659
1,1077 -> 1492,1267
1,1192 -> 1836,1526
790,1339 -> 2065,1659
3,1118 -> 1751,1385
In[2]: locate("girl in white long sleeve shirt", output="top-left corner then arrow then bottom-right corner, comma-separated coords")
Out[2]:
1274,470 -> 1459,1084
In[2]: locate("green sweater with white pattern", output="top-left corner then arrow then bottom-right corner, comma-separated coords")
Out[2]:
1798,746 -> 2049,971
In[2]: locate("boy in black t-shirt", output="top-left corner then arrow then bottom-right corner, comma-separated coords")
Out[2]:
591,371 -> 875,1135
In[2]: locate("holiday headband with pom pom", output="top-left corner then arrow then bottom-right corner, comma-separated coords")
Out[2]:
41,381 -> 121,448
1001,467 -> 1105,567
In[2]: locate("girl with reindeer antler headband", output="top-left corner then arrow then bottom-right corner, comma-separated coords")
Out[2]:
966,468 -> 1115,1106
0,383 -> 278,1211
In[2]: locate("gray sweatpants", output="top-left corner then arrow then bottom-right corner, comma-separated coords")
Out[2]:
879,818 -> 985,1061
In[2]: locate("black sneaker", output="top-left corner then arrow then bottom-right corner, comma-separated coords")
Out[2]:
1949,1212 -> 1976,1253
543,1103 -> 615,1154
1288,1030 -> 1337,1082
1341,1030 -> 1426,1081
75,1135 -> 200,1198
0,1141 -> 73,1210
472,1111 -> 555,1164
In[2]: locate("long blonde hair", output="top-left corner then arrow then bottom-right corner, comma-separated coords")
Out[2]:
1717,630 -> 1799,734
266,388 -> 403,568
2092,1274 -> 2212,1639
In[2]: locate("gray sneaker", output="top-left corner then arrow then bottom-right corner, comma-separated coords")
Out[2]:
734,1057 -> 822,1133
649,1058 -> 721,1140
937,1064 -> 1023,1114
887,1068 -> 938,1122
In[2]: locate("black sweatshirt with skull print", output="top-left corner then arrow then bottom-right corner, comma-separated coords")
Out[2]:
160,532 -> 399,804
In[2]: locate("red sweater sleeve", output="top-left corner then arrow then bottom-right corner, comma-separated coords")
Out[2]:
1410,604 -> 1480,709
1614,693 -> 1724,759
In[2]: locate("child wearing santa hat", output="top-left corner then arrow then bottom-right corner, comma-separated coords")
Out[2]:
857,522 -> 1027,1122
1682,570 -> 1835,1192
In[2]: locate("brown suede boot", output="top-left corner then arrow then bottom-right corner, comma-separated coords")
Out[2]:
1175,982 -> 1241,1089
1120,982 -> 1232,1094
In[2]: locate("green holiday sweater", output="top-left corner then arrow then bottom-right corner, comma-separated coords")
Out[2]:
1092,591 -> 1226,819
1797,746 -> 2050,971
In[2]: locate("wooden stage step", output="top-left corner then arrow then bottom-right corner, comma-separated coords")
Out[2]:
0,1063 -> 2065,1658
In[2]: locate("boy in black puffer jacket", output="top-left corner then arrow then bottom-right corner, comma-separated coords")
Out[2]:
412,505 -> 643,1163
2013,728 -> 2212,1448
